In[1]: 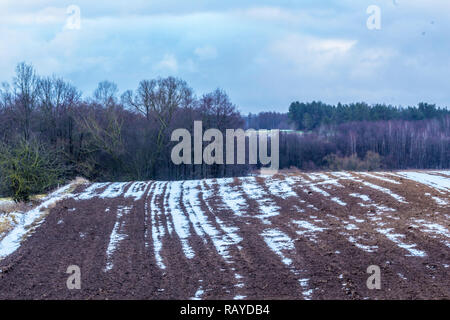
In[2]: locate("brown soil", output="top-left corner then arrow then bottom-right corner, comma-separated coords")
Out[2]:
0,171 -> 448,300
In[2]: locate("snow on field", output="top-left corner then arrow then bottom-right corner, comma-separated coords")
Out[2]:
147,182 -> 166,270
2,170 -> 448,279
200,179 -> 245,299
431,171 -> 450,177
265,176 -> 297,198
233,272 -> 245,290
76,182 -> 109,200
240,177 -> 280,223
347,236 -> 378,253
432,197 -> 448,206
0,183 -> 76,259
308,185 -> 346,206
331,197 -> 347,206
325,213 -> 379,253
0,199 -> 15,210
305,173 -> 319,181
200,181 -> 243,248
298,278 -> 313,300
359,181 -> 407,204
161,182 -> 174,235
349,216 -> 365,223
350,192 -> 398,217
2,171 -> 449,300
290,174 -> 347,205
394,171 -> 450,193
104,205 -> 131,271
292,220 -> 326,243
124,181 -> 150,201
308,185 -> 330,198
99,182 -> 129,199
261,228 -> 295,266
215,178 -> 247,217
349,193 -> 372,202
332,172 -> 408,204
182,181 -> 207,243
191,283 -> 204,300
261,227 -> 315,298
167,181 -> 195,259
306,173 -> 344,188
357,172 -> 401,185
330,171 -> 354,179
344,223 -> 359,231
329,172 -> 408,204
183,180 -> 241,261
411,219 -> 450,248
199,180 -> 246,293
376,228 -> 426,257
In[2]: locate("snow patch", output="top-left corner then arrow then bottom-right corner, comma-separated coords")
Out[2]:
167,181 -> 195,259
261,228 -> 295,266
395,171 -> 450,193
104,205 -> 132,271
0,183 -> 76,259
377,228 -> 426,257
124,181 -> 150,201
99,182 -> 129,198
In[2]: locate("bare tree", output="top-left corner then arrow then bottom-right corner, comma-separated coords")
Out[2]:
122,77 -> 194,176
93,81 -> 118,108
0,82 -> 13,110
199,88 -> 243,130
37,76 -> 81,150
13,62 -> 39,140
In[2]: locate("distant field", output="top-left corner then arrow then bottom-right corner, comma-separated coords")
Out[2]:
0,171 -> 449,299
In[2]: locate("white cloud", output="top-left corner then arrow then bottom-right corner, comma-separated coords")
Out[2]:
1,1 -> 450,110
1,6 -> 66,25
238,6 -> 301,24
270,33 -> 357,72
155,54 -> 178,72
349,48 -> 397,79
194,46 -> 217,60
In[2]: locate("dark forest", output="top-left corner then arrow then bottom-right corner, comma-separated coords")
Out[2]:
1,62 -> 449,200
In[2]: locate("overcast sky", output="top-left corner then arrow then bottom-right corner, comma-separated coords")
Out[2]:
1,0 -> 449,113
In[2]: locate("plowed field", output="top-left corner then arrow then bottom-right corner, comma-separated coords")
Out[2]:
0,171 -> 449,299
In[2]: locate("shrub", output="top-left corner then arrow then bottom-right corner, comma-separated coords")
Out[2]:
324,151 -> 383,171
363,151 -> 382,171
0,140 -> 65,202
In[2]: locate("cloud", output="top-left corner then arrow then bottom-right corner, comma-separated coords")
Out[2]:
270,33 -> 357,73
0,1 -> 450,111
194,46 -> 217,60
155,54 -> 178,73
1,6 -> 66,25
237,6 -> 302,24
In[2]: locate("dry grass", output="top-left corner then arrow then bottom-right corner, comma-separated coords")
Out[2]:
0,200 -> 30,214
0,213 -> 19,241
0,178 -> 89,242
65,176 -> 90,193
0,218 -> 12,239
21,204 -> 56,243
0,199 -> 23,241
72,176 -> 90,185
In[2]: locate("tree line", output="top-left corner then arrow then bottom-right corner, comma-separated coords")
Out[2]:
0,62 -> 245,200
288,101 -> 450,131
0,62 -> 448,201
